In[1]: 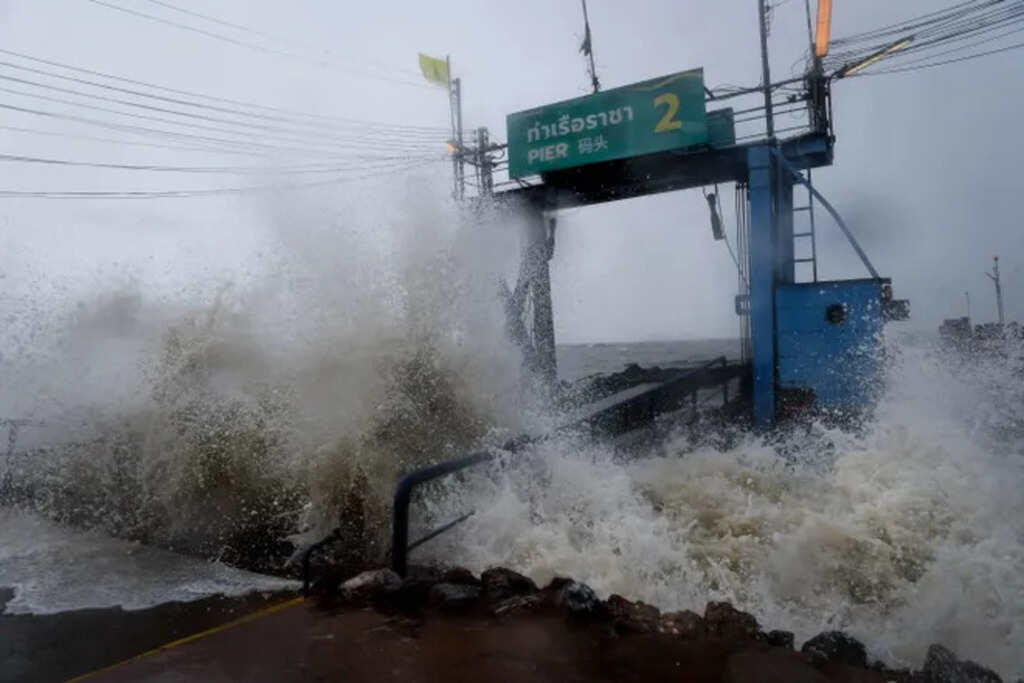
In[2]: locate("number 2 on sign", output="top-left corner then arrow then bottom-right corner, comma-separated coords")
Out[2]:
653,93 -> 683,133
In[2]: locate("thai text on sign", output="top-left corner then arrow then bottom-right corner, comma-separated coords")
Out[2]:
507,68 -> 708,177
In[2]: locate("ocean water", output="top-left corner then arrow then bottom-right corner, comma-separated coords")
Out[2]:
557,338 -> 742,382
1,185 -> 1022,678
425,335 -> 1024,678
0,508 -> 296,615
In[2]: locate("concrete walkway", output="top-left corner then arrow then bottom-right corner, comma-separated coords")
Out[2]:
73,600 -> 886,683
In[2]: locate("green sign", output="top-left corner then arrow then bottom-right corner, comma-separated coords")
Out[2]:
707,108 -> 736,147
507,68 -> 708,178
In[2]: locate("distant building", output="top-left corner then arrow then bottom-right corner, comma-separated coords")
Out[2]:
939,316 -> 971,344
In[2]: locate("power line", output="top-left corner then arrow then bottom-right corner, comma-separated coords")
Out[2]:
0,123 -> 440,161
0,123 -> 270,156
83,0 -> 434,91
0,84 -> 445,157
851,38 -> 1024,75
0,151 -> 444,174
0,48 -> 449,133
0,58 -> 451,136
831,0 -> 997,46
0,68 -> 450,146
0,101 -> 436,161
0,157 -> 442,199
136,0 -> 423,80
865,20 -> 1024,69
825,0 -> 1024,73
826,0 -> 1023,68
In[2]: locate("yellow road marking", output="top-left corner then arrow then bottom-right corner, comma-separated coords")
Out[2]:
66,595 -> 305,682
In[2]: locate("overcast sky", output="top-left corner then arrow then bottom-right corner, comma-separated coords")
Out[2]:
0,0 -> 1019,344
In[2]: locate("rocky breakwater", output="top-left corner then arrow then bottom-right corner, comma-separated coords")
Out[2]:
316,566 -> 1012,683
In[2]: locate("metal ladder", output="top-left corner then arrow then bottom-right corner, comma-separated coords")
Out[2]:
791,168 -> 818,282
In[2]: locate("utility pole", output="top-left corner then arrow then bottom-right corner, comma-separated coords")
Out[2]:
986,255 -> 1005,326
452,78 -> 464,200
446,56 -> 465,201
476,127 -> 493,196
965,290 -> 971,323
757,0 -> 775,138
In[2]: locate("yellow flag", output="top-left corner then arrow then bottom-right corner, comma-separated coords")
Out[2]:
418,53 -> 449,87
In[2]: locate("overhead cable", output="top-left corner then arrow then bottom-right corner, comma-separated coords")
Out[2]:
0,151 -> 444,174
0,157 -> 442,199
137,0 -> 423,80
850,38 -> 1024,75
83,0 -> 434,90
0,84 -> 446,156
0,48 -> 449,133
0,101 -> 439,161
0,69 -> 450,144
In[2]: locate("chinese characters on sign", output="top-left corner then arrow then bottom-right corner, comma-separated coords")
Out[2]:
577,135 -> 609,155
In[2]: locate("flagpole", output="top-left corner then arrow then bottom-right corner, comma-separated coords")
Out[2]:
581,0 -> 599,93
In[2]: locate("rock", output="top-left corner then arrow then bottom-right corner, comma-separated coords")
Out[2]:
657,610 -> 705,639
704,601 -> 760,641
340,569 -> 401,603
724,646 -> 830,683
549,580 -> 602,617
765,630 -> 796,649
441,567 -> 480,586
921,644 -> 1002,683
380,567 -> 479,613
480,568 -> 537,603
491,593 -> 544,617
606,594 -> 661,633
801,631 -> 867,669
405,565 -> 444,584
427,583 -> 481,610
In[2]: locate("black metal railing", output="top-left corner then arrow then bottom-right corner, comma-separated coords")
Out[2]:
389,356 -> 745,577
300,528 -> 340,596
391,450 -> 498,577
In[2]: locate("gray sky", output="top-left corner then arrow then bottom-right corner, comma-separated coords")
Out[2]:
0,0 -> 1020,344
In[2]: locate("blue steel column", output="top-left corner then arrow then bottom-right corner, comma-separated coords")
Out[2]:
747,145 -> 777,427
776,170 -> 795,285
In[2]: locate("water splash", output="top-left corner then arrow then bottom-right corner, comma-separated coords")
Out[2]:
427,336 -> 1024,678
2,179 -> 1022,677
1,179 -> 526,571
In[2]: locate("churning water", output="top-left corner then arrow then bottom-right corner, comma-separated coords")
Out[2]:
425,336 -> 1024,678
1,180 -> 1022,678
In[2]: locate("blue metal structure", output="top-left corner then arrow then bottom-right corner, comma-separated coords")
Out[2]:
776,279 -> 888,413
745,145 -> 902,425
496,83 -> 908,427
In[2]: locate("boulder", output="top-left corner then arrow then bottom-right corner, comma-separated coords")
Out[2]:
800,631 -> 868,669
704,601 -> 760,641
658,610 -> 706,640
404,565 -> 444,584
765,630 -> 796,650
480,568 -> 537,603
441,567 -> 481,586
549,580 -> 603,617
491,593 -> 544,617
340,568 -> 401,603
606,594 -> 661,633
427,583 -> 481,610
920,644 -> 1002,683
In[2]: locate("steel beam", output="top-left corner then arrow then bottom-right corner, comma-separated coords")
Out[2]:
747,145 -> 777,427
